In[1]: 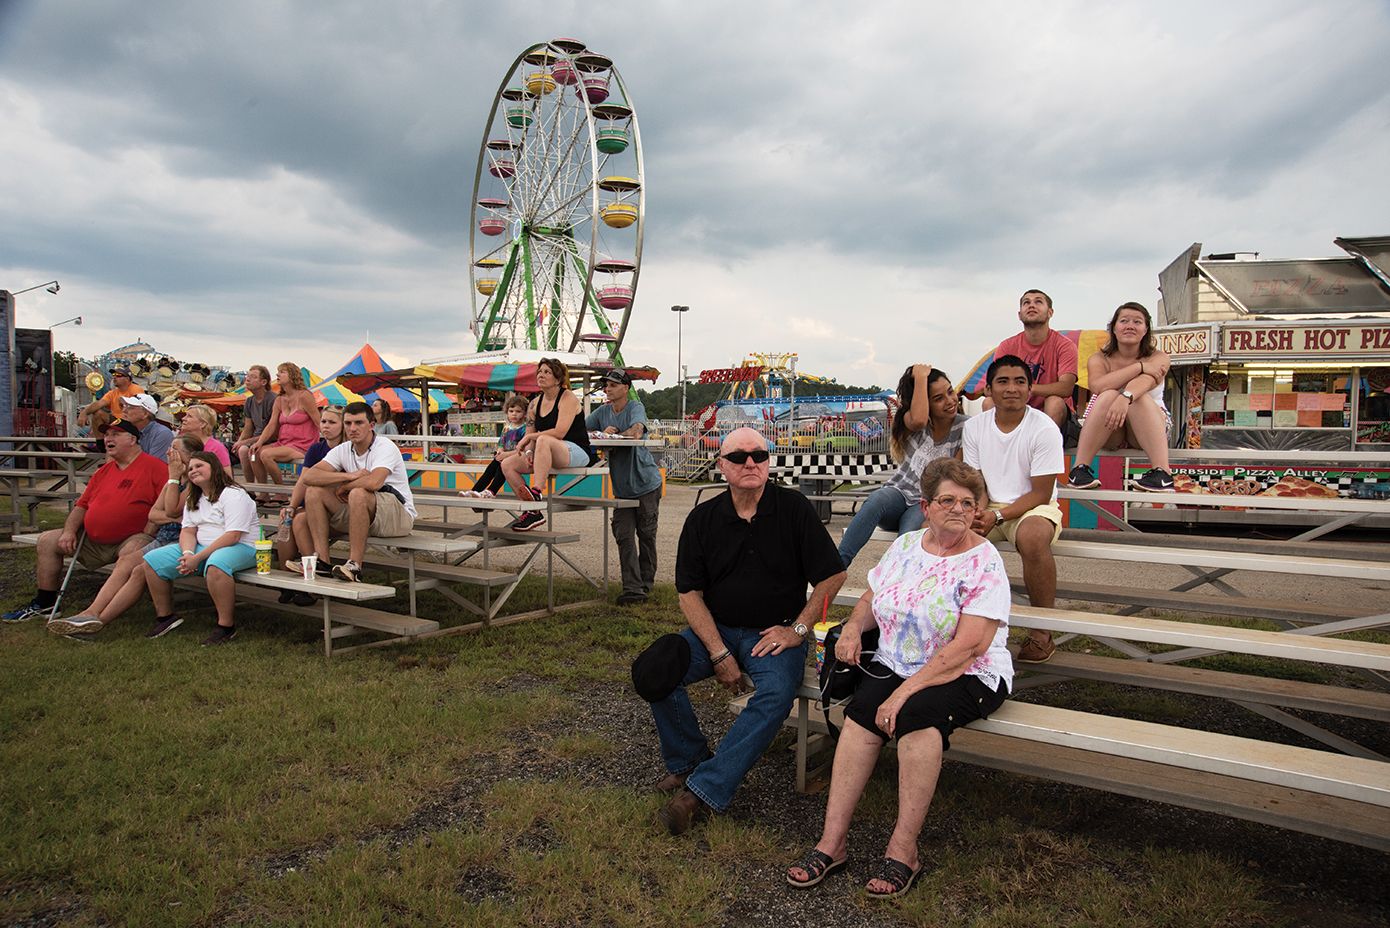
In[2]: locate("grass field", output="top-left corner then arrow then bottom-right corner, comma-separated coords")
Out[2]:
2,533 -> 1387,927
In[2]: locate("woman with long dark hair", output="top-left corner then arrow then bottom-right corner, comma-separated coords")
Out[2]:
1065,302 -> 1174,492
837,365 -> 967,568
140,451 -> 261,645
372,398 -> 399,437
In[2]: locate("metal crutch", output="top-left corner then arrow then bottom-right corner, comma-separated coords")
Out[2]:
49,531 -> 86,620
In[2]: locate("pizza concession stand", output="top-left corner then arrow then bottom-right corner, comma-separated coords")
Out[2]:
1116,236 -> 1390,528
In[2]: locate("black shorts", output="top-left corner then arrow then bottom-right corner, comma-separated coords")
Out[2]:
844,659 -> 1008,750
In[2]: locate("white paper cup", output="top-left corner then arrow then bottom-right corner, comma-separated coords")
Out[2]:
303,554 -> 317,583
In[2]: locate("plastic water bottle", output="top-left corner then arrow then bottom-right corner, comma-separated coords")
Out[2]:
275,509 -> 293,543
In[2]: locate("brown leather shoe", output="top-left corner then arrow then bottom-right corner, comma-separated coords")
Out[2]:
1016,635 -> 1056,664
657,788 -> 709,836
654,771 -> 690,794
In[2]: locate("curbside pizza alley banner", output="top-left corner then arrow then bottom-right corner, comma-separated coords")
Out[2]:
1123,463 -> 1390,500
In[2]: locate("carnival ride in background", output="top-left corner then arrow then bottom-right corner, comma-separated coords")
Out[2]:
682,351 -> 892,453
469,38 -> 643,368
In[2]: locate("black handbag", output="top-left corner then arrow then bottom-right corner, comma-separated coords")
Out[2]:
817,622 -> 880,708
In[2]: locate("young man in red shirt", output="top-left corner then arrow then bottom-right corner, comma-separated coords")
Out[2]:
2,419 -> 167,622
986,289 -> 1079,433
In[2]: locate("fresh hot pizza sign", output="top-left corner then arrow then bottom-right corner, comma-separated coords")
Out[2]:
1222,322 -> 1390,360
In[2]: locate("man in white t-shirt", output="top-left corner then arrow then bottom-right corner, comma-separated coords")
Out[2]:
295,401 -> 416,582
960,354 -> 1065,664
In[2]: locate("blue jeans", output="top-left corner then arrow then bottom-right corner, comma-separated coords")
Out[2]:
651,624 -> 806,812
837,486 -> 923,568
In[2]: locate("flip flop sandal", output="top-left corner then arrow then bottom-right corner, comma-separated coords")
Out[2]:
866,856 -> 920,898
786,848 -> 847,888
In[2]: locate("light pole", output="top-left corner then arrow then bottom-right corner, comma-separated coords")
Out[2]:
671,305 -> 690,421
51,316 -> 82,328
8,280 -> 60,296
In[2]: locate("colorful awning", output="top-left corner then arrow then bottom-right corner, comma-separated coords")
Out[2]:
316,346 -> 454,414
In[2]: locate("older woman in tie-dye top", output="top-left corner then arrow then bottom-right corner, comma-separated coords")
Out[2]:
787,458 -> 1012,900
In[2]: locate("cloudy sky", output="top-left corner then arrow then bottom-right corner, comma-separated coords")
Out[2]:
3,0 -> 1388,391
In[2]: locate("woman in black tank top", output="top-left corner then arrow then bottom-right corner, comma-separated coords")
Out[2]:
500,358 -> 595,507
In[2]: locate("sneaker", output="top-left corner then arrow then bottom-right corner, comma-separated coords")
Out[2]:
48,616 -> 104,636
2,600 -> 48,623
146,615 -> 184,639
332,560 -> 362,583
277,589 -> 296,604
478,489 -> 495,499
201,625 -> 237,646
459,490 -> 481,498
290,591 -> 318,607
509,510 -> 547,532
1131,468 -> 1176,493
1066,463 -> 1100,490
1016,636 -> 1056,664
616,591 -> 648,606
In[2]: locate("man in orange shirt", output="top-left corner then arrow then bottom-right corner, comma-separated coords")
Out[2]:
2,419 -> 166,622
77,366 -> 144,428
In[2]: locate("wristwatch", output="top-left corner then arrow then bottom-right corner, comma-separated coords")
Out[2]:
791,621 -> 809,639
1120,390 -> 1135,402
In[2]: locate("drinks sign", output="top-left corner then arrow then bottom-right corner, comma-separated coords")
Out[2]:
1154,325 -> 1216,362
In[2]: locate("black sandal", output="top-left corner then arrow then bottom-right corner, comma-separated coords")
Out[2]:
865,856 -> 920,898
786,848 -> 846,888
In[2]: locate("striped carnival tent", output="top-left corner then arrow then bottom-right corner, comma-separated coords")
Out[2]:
317,344 -> 454,413
955,329 -> 1110,395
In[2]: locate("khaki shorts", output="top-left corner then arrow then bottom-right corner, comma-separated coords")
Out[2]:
77,533 -> 154,570
985,503 -> 1063,545
328,490 -> 415,538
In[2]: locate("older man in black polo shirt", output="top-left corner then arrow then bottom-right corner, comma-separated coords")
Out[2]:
654,427 -> 846,834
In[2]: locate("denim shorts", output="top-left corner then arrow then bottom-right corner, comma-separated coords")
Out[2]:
561,441 -> 590,467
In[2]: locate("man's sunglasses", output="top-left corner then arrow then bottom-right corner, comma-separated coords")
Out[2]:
722,449 -> 770,465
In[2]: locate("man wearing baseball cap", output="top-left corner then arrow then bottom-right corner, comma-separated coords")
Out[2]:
77,366 -> 143,429
585,368 -> 663,605
2,418 -> 167,623
119,393 -> 174,462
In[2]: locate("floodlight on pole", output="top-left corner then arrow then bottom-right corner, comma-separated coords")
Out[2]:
7,280 -> 60,296
51,316 -> 82,328
671,304 -> 690,421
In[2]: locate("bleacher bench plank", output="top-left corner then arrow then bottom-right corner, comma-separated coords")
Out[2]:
734,670 -> 1390,849
945,728 -> 1390,851
831,589 -> 1390,671
863,528 -> 1390,583
1022,580 -> 1365,624
1030,650 -> 1390,723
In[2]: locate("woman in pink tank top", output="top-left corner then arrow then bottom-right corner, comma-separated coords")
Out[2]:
252,362 -> 322,491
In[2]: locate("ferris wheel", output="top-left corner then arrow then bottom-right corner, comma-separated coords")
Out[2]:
469,38 -> 644,365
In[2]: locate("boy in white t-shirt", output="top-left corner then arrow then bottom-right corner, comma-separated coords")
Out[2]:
294,401 -> 417,582
961,355 -> 1065,664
